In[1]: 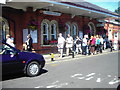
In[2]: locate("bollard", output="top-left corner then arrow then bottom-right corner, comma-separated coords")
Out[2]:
50,53 -> 55,61
72,51 -> 74,58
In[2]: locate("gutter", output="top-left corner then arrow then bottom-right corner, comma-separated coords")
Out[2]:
42,0 -> 120,19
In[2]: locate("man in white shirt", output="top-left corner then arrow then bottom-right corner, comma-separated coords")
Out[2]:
82,35 -> 87,55
66,34 -> 73,56
6,34 -> 15,47
57,33 -> 65,58
100,36 -> 104,53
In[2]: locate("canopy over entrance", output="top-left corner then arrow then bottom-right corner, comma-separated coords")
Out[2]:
2,0 -> 120,20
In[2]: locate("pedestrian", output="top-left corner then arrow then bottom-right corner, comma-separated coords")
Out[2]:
99,36 -> 104,53
96,35 -> 100,54
6,34 -> 15,47
26,34 -> 33,52
105,36 -> 109,49
109,40 -> 113,52
66,34 -> 73,56
90,36 -> 96,55
57,33 -> 65,58
86,37 -> 90,55
75,36 -> 82,54
82,35 -> 87,55
73,36 -> 77,54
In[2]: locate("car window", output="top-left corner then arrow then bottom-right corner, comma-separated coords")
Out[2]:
1,45 -> 17,55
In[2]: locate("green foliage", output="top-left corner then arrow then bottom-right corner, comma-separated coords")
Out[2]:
115,1 -> 120,22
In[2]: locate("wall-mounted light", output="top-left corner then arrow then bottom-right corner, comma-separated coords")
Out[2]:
71,14 -> 75,18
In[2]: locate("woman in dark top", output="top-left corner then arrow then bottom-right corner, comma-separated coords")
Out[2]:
26,34 -> 33,52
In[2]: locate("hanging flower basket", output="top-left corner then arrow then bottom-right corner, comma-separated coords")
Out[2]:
28,19 -> 38,30
28,25 -> 37,30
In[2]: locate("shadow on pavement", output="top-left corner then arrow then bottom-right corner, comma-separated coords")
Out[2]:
2,69 -> 48,81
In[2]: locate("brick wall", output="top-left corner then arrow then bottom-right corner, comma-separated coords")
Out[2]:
3,7 -> 100,54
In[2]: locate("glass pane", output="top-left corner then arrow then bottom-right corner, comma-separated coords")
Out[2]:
72,25 -> 77,36
43,23 -> 48,34
43,35 -> 48,45
51,24 -> 54,34
51,35 -> 55,40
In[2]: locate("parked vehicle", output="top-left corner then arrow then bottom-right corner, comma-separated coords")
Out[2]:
0,42 -> 45,77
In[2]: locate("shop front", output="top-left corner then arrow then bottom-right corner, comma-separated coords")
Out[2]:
1,1 -> 120,54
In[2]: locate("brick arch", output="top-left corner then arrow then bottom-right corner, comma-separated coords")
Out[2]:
64,22 -> 71,38
50,20 -> 59,35
88,22 -> 96,36
71,22 -> 78,36
41,19 -> 50,45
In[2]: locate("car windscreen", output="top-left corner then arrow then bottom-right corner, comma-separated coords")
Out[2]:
0,44 -> 17,55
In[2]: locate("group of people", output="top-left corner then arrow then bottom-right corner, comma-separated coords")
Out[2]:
57,33 -> 113,58
5,34 -> 33,52
5,33 -> 114,56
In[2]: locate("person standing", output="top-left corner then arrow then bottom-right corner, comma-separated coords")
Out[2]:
96,35 -> 101,54
6,34 -> 15,47
90,36 -> 96,55
109,40 -> 113,52
26,34 -> 33,52
82,35 -> 87,55
75,36 -> 82,54
57,33 -> 65,58
99,36 -> 104,53
66,34 -> 73,56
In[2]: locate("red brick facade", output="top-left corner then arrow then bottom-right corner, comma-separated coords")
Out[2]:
2,7 -> 104,54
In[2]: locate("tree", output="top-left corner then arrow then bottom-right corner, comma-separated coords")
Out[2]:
115,1 -> 120,22
115,7 -> 120,15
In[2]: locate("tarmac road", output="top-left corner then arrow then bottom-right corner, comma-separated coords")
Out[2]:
1,51 -> 119,89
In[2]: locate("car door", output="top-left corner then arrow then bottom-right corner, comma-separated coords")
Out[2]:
2,46 -> 21,74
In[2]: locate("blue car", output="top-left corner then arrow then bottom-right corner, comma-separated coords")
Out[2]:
0,42 -> 45,77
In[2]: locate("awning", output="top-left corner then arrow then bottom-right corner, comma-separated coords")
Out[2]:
3,0 -> 120,19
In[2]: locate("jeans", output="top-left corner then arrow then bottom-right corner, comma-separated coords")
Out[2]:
82,46 -> 87,55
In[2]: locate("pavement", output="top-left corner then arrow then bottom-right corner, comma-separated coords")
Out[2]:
43,49 -> 119,63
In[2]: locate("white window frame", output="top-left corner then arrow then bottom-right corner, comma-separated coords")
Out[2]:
72,25 -> 77,37
42,22 -> 49,45
50,24 -> 57,40
65,23 -> 71,38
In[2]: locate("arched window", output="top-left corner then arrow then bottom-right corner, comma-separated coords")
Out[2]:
71,25 -> 77,37
65,23 -> 71,38
42,22 -> 49,45
51,24 -> 57,40
0,17 -> 9,40
88,22 -> 96,36
41,19 -> 58,45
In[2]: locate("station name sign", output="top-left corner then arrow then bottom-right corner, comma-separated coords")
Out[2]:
43,11 -> 61,16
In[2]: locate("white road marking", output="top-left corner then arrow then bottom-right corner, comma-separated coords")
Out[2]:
86,73 -> 95,77
52,80 -> 59,84
78,77 -> 85,80
85,77 -> 94,80
96,78 -> 101,83
109,79 -> 120,85
55,83 -> 68,88
108,75 -> 112,77
71,74 -> 82,78
46,85 -> 57,88
34,86 -> 43,88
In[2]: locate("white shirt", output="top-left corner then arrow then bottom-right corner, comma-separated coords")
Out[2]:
6,38 -> 15,47
100,38 -> 104,44
57,36 -> 65,48
82,38 -> 87,46
66,37 -> 73,44
58,36 -> 65,44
